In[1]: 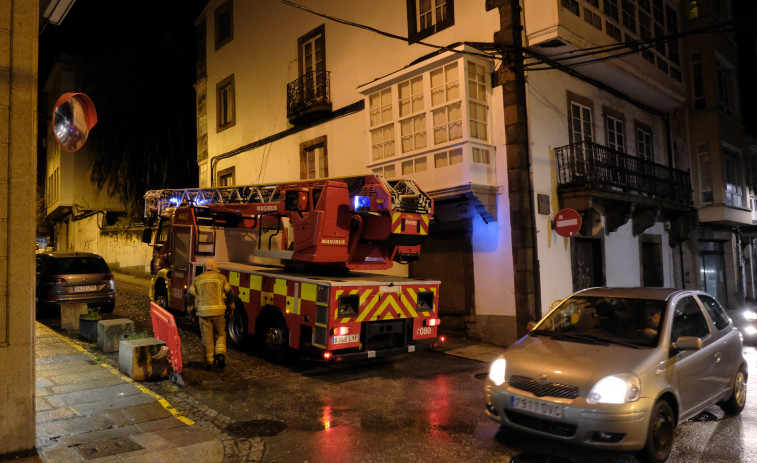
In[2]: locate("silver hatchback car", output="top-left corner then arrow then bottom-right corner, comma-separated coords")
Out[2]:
484,287 -> 747,463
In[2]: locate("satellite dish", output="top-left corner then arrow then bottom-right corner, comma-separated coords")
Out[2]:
52,92 -> 97,152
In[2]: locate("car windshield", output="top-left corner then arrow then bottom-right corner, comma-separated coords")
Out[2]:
51,257 -> 109,274
533,296 -> 667,347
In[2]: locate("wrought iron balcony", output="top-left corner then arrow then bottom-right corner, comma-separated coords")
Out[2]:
286,70 -> 332,125
555,141 -> 693,209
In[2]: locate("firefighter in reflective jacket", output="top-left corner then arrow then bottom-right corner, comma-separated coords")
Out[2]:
187,258 -> 233,370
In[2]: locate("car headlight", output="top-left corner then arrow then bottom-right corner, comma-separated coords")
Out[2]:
745,326 -> 757,336
488,358 -> 507,386
744,309 -> 757,321
587,374 -> 641,404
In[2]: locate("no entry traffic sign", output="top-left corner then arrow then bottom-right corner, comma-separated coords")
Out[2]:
553,208 -> 582,237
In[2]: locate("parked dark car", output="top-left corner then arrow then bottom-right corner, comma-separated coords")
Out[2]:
484,287 -> 747,463
35,251 -> 116,314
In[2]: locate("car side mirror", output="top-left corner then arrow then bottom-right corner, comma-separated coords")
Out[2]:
671,336 -> 702,351
52,93 -> 97,152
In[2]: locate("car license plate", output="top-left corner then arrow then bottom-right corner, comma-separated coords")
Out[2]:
73,285 -> 97,292
332,334 -> 359,345
509,395 -> 563,418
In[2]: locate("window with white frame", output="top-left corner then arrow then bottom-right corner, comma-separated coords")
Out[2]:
365,58 -> 493,172
434,148 -> 463,168
570,101 -> 593,144
724,146 -> 743,208
371,126 -> 395,161
216,74 -> 235,132
636,123 -> 653,161
606,114 -> 625,152
400,115 -> 427,153
408,0 -> 454,42
560,0 -> 680,81
468,62 -> 488,141
402,157 -> 428,175
399,76 -> 424,117
369,88 -> 394,161
373,164 -> 396,179
698,143 -> 713,204
199,162 -> 208,188
300,138 -> 328,180
472,147 -> 491,164
431,62 -> 461,144
370,88 -> 392,126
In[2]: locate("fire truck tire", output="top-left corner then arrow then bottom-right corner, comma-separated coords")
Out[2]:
227,300 -> 250,349
262,314 -> 289,364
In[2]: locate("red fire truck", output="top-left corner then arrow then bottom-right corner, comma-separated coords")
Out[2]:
142,174 -> 441,362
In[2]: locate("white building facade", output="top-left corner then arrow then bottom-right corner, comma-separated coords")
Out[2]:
195,0 -> 696,346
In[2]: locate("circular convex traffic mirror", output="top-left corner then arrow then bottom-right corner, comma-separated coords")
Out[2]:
52,92 -> 97,152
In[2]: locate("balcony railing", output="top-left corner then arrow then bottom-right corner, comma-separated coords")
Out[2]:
286,70 -> 332,124
555,141 -> 692,208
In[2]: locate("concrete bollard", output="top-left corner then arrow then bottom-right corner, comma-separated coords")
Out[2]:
118,338 -> 170,381
60,303 -> 89,330
96,319 -> 135,353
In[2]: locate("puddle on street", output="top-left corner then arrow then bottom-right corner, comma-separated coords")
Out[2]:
226,419 -> 288,437
429,421 -> 476,435
689,410 -> 720,422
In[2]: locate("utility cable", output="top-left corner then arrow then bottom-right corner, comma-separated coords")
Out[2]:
279,0 -> 503,62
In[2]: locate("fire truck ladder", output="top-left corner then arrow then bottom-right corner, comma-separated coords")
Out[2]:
144,175 -> 432,219
144,184 -> 281,219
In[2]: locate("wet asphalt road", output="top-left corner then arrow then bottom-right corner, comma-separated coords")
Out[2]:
39,278 -> 757,463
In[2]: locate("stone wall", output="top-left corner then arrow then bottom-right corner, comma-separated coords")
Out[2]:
70,214 -> 152,278
0,0 -> 38,455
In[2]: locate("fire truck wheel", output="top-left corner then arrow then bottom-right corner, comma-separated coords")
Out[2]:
263,315 -> 289,364
227,301 -> 250,349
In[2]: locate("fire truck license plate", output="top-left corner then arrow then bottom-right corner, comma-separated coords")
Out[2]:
332,334 -> 359,345
509,395 -> 563,418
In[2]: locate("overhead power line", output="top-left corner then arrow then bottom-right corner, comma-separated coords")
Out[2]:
280,0 -> 744,75
279,0 -> 502,62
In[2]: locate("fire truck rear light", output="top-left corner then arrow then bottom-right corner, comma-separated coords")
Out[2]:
332,326 -> 349,336
439,335 -> 446,343
424,318 -> 440,327
323,352 -> 332,360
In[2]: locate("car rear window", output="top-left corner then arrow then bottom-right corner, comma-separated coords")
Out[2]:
51,257 -> 110,274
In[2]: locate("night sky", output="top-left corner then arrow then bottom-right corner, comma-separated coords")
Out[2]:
38,0 -> 209,219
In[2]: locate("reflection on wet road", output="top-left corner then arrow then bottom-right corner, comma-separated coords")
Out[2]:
173,345 -> 756,463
